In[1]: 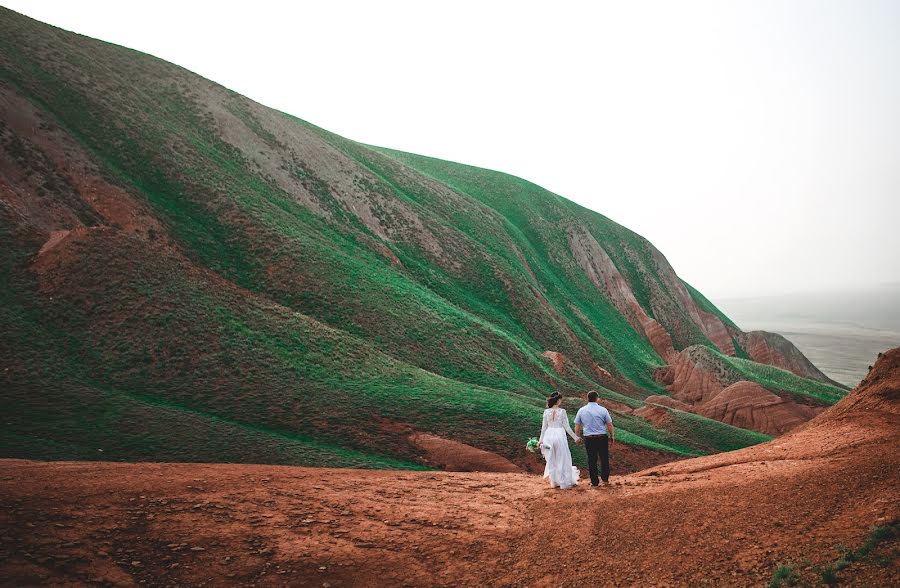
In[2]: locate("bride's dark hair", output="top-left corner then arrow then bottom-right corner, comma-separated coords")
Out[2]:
547,393 -> 562,408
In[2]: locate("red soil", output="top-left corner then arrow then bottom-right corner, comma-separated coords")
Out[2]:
697,381 -> 821,435
633,403 -> 674,428
647,244 -> 736,356
739,331 -> 839,385
658,349 -> 825,435
0,86 -> 164,240
664,350 -> 725,404
540,350 -> 566,374
643,394 -> 692,412
567,226 -> 676,361
408,433 -> 520,473
1,350 -> 898,587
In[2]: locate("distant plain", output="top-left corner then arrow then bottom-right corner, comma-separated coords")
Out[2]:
719,285 -> 900,387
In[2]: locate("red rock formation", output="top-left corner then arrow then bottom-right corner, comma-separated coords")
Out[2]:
633,404 -> 674,428
36,229 -> 71,256
643,395 -> 692,412
568,227 -> 675,361
695,381 -> 821,436
738,331 -> 842,386
650,347 -> 827,435
32,226 -> 103,285
592,363 -> 613,380
653,366 -> 675,386
642,319 -> 677,363
665,349 -> 725,405
694,310 -> 736,356
567,226 -> 743,362
647,245 -> 736,356
597,398 -> 635,414
810,348 -> 900,424
541,350 -> 566,374
408,433 -> 521,473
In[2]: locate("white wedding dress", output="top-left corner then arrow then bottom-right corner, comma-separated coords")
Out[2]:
539,407 -> 579,489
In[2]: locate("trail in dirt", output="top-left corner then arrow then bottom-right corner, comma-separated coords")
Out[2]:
1,349 -> 898,587
0,461 -> 538,587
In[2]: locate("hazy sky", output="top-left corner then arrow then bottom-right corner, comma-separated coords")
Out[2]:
5,1 -> 899,298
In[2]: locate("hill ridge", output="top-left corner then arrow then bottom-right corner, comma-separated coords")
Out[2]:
0,6 -> 846,470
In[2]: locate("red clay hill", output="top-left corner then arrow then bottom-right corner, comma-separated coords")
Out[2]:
1,347 -> 896,587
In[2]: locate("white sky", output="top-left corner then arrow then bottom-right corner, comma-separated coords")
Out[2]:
5,0 -> 899,298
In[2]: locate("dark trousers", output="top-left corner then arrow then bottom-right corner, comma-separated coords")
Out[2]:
584,435 -> 609,485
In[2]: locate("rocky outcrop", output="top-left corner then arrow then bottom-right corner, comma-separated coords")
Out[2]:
633,404 -> 673,428
541,350 -> 566,374
409,433 -> 521,473
566,226 -> 748,366
592,364 -> 613,380
647,245 -> 735,356
567,223 -> 840,396
738,331 -> 845,387
645,346 -> 826,436
810,347 -> 900,425
643,395 -> 692,412
36,229 -> 73,256
597,397 -> 636,414
568,226 -> 675,361
695,381 -> 821,436
661,346 -> 729,404
564,221 -> 843,401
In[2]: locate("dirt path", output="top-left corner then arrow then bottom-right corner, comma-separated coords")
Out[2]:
495,416 -> 898,586
0,434 -> 895,588
1,352 -> 898,587
0,461 -> 540,587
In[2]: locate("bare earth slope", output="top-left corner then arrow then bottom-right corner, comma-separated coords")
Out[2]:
1,349 -> 897,587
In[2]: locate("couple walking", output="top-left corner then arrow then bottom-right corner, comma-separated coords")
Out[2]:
538,391 -> 614,489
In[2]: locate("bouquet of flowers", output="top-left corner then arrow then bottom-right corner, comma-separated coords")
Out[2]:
525,437 -> 540,453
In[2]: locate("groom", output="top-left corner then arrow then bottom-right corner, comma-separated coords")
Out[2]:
574,391 -> 615,487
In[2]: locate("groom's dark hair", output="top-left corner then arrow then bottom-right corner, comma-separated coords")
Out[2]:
587,391 -> 599,402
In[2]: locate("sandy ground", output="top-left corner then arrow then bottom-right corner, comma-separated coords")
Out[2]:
1,352 -> 898,587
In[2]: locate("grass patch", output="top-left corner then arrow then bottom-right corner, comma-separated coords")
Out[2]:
767,564 -> 798,588
719,354 -> 846,405
665,408 -> 773,452
817,523 -> 898,585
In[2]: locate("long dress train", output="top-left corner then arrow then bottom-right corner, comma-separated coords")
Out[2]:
538,407 -> 579,489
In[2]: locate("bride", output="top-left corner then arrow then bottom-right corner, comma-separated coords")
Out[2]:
538,392 -> 580,489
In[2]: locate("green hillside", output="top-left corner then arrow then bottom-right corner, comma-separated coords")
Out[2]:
0,7 -> 846,471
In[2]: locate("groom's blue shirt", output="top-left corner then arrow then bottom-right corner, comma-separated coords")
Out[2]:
574,403 -> 612,436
